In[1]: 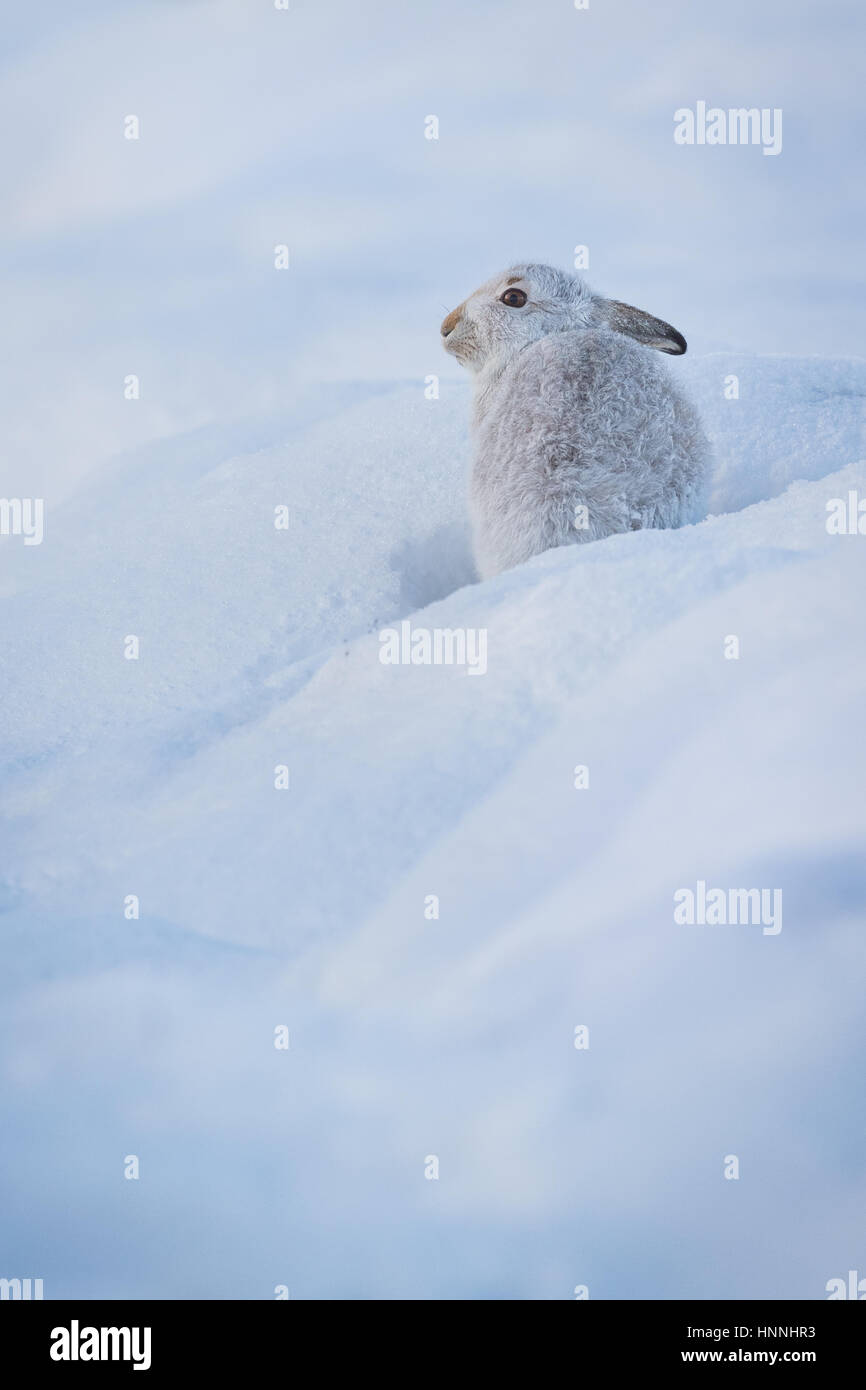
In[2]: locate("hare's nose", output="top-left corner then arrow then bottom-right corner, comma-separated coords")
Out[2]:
441,307 -> 462,337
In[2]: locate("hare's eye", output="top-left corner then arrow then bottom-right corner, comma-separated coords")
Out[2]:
500,288 -> 527,308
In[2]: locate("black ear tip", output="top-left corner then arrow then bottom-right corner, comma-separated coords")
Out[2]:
650,328 -> 687,355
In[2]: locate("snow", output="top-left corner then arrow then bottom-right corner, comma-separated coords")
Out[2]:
1,354 -> 865,1298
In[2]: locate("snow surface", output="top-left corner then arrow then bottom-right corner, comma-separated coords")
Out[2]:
1,354 -> 865,1298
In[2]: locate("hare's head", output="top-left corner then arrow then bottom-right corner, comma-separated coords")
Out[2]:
440,262 -> 686,370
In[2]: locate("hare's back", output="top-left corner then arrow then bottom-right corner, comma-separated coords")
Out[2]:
470,327 -> 710,578
497,327 -> 669,428
477,328 -> 680,491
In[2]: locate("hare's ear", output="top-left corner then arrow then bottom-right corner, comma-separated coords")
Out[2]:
601,299 -> 687,355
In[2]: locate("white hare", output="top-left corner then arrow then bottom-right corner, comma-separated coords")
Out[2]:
440,263 -> 710,579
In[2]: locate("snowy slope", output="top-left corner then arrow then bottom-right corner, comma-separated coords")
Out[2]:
1,355 -> 865,1298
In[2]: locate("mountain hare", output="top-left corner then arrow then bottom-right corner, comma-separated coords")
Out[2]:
441,263 -> 710,579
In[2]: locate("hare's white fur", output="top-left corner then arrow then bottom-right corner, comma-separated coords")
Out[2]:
441,263 -> 710,579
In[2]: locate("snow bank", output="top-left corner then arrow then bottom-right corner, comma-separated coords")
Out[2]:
1,355 -> 864,1298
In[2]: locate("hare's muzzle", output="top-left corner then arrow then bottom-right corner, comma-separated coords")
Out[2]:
440,306 -> 463,338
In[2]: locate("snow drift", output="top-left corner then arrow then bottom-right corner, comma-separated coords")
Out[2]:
1,353 -> 864,1298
